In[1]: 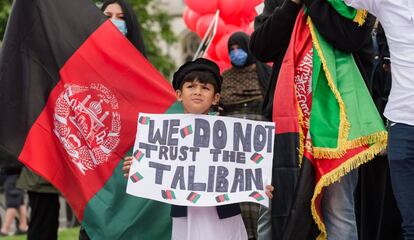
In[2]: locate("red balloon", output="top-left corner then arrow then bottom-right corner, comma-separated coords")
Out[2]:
244,26 -> 254,35
217,60 -> 231,73
185,0 -> 218,15
215,34 -> 231,62
218,0 -> 245,19
195,14 -> 226,40
240,22 -> 255,35
215,17 -> 227,40
224,24 -> 241,34
241,0 -> 263,16
206,44 -> 219,60
224,14 -> 242,26
183,7 -> 202,32
223,62 -> 232,71
247,10 -> 258,22
205,53 -> 219,62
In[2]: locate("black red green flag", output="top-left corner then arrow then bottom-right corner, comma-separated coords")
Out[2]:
0,0 -> 181,239
272,4 -> 387,240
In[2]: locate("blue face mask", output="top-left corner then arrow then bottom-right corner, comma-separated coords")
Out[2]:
111,19 -> 128,36
229,49 -> 248,67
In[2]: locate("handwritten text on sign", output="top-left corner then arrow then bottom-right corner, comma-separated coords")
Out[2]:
126,113 -> 275,207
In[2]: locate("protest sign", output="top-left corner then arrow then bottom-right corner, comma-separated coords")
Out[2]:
126,113 -> 275,207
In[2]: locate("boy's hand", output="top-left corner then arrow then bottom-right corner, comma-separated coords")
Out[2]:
122,156 -> 134,178
265,185 -> 275,199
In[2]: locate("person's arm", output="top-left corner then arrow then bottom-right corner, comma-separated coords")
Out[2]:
343,0 -> 376,13
122,156 -> 133,178
250,0 -> 302,63
303,0 -> 375,53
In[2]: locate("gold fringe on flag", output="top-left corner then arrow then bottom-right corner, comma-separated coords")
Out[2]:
353,9 -> 367,26
307,19 -> 387,159
307,17 -> 387,240
297,96 -> 305,167
308,18 -> 350,159
311,141 -> 387,240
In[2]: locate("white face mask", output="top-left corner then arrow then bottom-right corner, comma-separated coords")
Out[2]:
111,19 -> 128,36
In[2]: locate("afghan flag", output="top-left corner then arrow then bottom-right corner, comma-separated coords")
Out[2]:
130,172 -> 144,183
180,125 -> 193,138
187,192 -> 201,203
161,190 -> 176,200
215,194 -> 230,203
139,116 -> 150,125
249,191 -> 265,202
0,0 -> 183,239
272,3 -> 387,240
250,153 -> 264,164
133,149 -> 145,162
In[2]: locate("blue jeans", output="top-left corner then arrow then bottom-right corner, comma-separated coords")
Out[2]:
388,122 -> 414,240
322,169 -> 358,240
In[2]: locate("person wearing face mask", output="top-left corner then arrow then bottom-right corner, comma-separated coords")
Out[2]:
101,0 -> 147,57
220,32 -> 271,240
78,1 -> 148,239
220,32 -> 271,123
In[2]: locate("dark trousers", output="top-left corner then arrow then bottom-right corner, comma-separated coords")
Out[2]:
28,191 -> 60,240
388,122 -> 414,240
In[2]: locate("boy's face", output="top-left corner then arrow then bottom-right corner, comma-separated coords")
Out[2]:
176,80 -> 220,114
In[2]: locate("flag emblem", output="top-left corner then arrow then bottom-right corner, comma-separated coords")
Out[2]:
0,1 -> 181,237
161,190 -> 176,200
139,116 -> 150,125
130,172 -> 144,183
249,191 -> 265,201
250,153 -> 264,164
187,192 -> 201,203
215,194 -> 230,203
133,150 -> 145,162
53,84 -> 121,175
180,125 -> 193,138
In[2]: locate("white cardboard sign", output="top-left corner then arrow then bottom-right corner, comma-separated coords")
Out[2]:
126,113 -> 275,207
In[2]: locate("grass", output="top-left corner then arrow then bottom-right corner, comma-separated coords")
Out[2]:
2,227 -> 80,240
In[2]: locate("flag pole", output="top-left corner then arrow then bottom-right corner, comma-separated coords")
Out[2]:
193,10 -> 219,60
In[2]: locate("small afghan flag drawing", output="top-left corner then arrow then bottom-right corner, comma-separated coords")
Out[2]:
250,153 -> 264,164
139,116 -> 150,125
215,194 -> 230,203
130,172 -> 144,183
180,125 -> 193,138
133,150 -> 145,162
161,190 -> 176,200
249,191 -> 265,201
187,192 -> 201,203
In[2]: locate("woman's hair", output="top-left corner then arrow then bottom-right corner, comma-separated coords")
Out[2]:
180,71 -> 220,93
101,0 -> 147,57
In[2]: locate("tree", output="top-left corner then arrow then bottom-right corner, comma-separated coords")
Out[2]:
0,0 -> 11,39
132,0 -> 177,77
0,0 -> 177,77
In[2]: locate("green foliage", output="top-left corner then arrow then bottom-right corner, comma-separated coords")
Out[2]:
2,227 -> 81,240
130,0 -> 177,77
95,0 -> 177,76
0,0 -> 177,77
0,0 -> 11,39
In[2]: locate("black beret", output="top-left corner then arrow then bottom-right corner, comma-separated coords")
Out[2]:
172,58 -> 223,92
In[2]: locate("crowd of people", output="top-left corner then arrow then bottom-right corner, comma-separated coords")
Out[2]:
123,0 -> 409,239
0,0 -> 412,239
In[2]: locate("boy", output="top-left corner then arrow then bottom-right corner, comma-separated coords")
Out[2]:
123,58 -> 273,240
